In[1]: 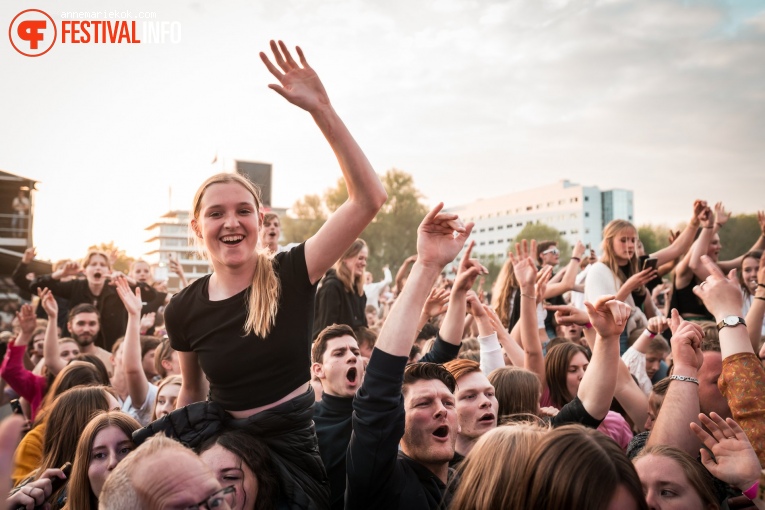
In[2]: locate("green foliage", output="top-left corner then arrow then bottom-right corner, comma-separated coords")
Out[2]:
718,214 -> 762,260
282,194 -> 327,244
637,224 -> 671,256
280,169 -> 428,278
513,223 -> 571,263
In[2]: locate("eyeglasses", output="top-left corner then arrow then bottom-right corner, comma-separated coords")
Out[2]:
542,248 -> 560,255
185,485 -> 236,510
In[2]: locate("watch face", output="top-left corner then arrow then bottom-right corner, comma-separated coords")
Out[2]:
724,316 -> 738,326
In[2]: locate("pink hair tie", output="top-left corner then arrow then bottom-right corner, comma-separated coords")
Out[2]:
743,481 -> 758,500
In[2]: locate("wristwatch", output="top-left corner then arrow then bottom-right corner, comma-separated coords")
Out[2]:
717,315 -> 746,331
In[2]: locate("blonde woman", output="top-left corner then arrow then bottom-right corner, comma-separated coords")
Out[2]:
162,40 -> 386,508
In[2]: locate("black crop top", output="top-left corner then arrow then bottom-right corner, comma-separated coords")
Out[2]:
670,275 -> 713,320
165,243 -> 317,410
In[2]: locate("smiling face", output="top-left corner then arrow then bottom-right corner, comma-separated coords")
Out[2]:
343,247 -> 368,279
742,256 -> 759,293
199,444 -> 259,510
634,454 -> 710,510
88,426 -> 136,497
454,371 -> 498,443
313,335 -> 365,398
566,352 -> 589,399
401,379 -> 459,468
193,181 -> 262,271
611,227 -> 638,265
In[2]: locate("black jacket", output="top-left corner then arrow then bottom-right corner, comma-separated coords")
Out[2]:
313,269 -> 367,339
315,337 -> 460,510
345,349 -> 455,510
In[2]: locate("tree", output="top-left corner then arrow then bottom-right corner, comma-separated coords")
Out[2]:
361,169 -> 428,278
718,213 -> 762,260
281,194 -> 327,244
513,223 -> 572,264
87,241 -> 134,273
637,224 -> 672,256
279,168 -> 428,280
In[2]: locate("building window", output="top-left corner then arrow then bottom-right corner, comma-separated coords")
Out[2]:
585,212 -> 589,217
516,222 -> 523,227
584,196 -> 589,201
480,242 -> 486,246
585,228 -> 590,234
479,228 -> 485,233
489,240 -> 495,245
560,231 -> 567,235
526,206 -> 532,211
488,227 -> 495,231
497,225 -> 504,230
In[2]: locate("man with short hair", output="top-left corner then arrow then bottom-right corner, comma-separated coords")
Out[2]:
99,435 -> 234,510
345,204 -> 472,509
259,212 -> 286,253
68,304 -> 113,374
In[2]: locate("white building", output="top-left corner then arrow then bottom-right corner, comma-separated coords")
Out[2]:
446,180 -> 633,259
143,210 -> 211,291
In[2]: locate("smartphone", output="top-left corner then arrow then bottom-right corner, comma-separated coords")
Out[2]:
46,462 -> 72,495
642,257 -> 658,272
10,398 -> 23,416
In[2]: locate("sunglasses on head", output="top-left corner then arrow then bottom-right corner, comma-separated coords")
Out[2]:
542,248 -> 560,255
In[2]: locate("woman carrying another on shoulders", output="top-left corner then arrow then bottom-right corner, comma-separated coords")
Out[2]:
585,200 -> 706,353
163,40 -> 387,509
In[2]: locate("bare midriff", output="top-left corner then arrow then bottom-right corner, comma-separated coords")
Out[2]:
226,382 -> 310,419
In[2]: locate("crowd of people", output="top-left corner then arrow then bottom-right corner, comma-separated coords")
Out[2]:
1,40 -> 765,510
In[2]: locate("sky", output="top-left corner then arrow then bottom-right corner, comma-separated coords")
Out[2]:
2,0 -> 764,263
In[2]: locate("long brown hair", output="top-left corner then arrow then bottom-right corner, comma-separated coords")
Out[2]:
545,343 -> 590,409
507,425 -> 647,510
35,386 -> 114,509
488,367 -> 541,420
333,239 -> 366,295
491,257 -> 518,329
450,423 -> 549,510
634,445 -> 719,510
601,219 -> 639,286
34,361 -> 110,427
65,411 -> 141,510
192,173 -> 281,338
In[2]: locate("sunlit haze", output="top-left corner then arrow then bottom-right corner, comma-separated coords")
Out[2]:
3,0 -> 764,262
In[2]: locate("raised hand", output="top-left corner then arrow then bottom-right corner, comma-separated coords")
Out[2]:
453,240 -> 488,293
422,287 -> 449,319
758,210 -> 765,237
668,309 -> 704,371
690,413 -> 760,492
692,200 -> 707,224
465,291 -> 486,319
260,40 -> 330,114
16,304 -> 36,339
114,275 -> 143,317
535,265 -> 552,304
21,246 -> 36,265
583,295 -> 631,338
509,239 -> 538,289
713,202 -> 731,227
572,241 -> 586,260
140,312 -> 156,333
57,261 -> 80,279
37,288 -> 58,318
416,203 -> 474,270
646,316 -> 670,335
546,304 -> 590,326
693,255 -> 744,318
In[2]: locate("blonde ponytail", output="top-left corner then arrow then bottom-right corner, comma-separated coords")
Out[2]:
244,249 -> 281,337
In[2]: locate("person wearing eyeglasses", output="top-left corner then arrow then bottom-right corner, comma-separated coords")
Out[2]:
99,434 -> 236,510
